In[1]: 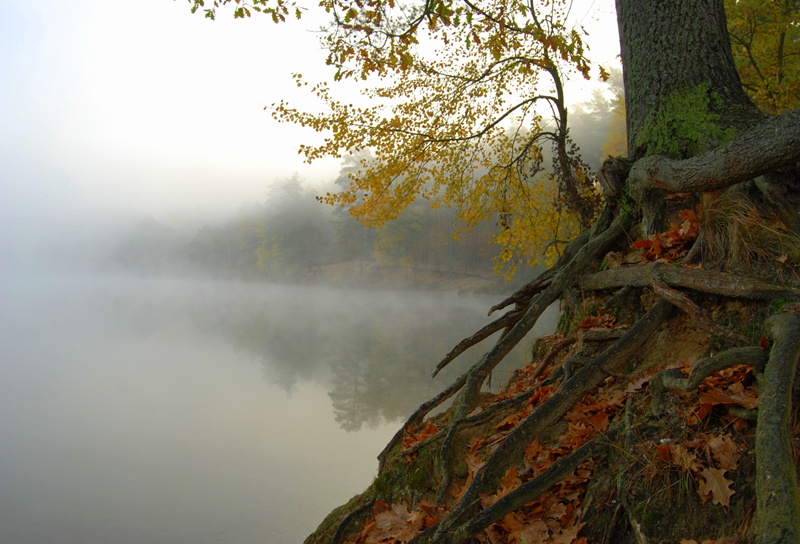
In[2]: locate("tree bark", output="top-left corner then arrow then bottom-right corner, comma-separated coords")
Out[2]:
616,0 -> 759,158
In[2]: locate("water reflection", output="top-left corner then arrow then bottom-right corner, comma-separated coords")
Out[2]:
0,275 -> 555,543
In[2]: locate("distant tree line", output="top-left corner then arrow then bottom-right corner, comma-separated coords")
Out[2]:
189,170 -> 505,283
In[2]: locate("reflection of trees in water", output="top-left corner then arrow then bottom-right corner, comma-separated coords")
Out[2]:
203,285 -> 539,429
93,279 -> 542,425
223,301 -> 331,394
326,311 -> 527,432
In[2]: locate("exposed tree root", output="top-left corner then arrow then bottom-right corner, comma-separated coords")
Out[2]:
580,262 -> 800,299
378,370 -> 469,470
431,308 -> 524,378
311,185 -> 800,544
755,312 -> 800,543
651,277 -> 750,344
487,229 -> 592,316
413,300 -> 673,544
649,346 -> 767,415
427,209 -> 633,502
331,500 -> 375,544
529,335 -> 577,382
451,427 -> 620,544
628,110 -> 800,198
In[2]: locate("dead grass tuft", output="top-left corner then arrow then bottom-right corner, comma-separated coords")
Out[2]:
698,191 -> 800,281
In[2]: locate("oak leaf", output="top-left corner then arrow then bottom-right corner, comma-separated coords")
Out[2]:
706,433 -> 743,471
364,502 -> 419,543
697,467 -> 735,506
698,386 -> 758,410
575,309 -> 616,330
517,519 -> 549,543
670,443 -> 702,473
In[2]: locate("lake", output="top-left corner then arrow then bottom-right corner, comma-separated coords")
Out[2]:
0,274 -> 556,543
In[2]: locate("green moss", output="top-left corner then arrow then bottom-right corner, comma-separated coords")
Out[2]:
771,298 -> 789,312
636,83 -> 735,158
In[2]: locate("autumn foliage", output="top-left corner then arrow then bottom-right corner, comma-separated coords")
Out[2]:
630,206 -> 701,263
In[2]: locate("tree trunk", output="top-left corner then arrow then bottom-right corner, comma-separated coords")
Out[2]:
616,0 -> 761,158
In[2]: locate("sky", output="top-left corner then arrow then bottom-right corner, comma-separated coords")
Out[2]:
0,0 -> 619,264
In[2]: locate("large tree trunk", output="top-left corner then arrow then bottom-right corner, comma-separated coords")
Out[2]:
615,0 -> 800,236
616,0 -> 761,158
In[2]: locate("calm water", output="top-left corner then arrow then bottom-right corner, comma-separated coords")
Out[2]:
0,274 -> 556,543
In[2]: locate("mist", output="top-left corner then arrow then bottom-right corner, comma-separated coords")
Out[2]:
0,268 -> 559,544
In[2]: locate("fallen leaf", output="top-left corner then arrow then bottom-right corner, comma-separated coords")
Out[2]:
402,420 -> 439,451
575,309 -> 616,330
625,374 -> 652,393
697,467 -> 735,506
365,502 -> 419,543
699,387 -> 758,410
550,520 -> 586,543
670,443 -> 702,473
631,207 -> 699,263
517,519 -> 549,543
684,403 -> 713,425
707,433 -> 743,471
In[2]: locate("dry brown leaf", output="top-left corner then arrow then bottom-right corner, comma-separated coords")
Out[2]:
625,374 -> 652,393
575,310 -> 616,330
550,520 -> 586,543
517,519 -> 549,543
365,502 -> 419,543
697,467 -> 735,506
699,387 -> 758,410
671,444 -> 702,473
706,433 -> 743,471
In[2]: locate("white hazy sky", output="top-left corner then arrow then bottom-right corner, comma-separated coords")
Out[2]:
1,0 -> 619,256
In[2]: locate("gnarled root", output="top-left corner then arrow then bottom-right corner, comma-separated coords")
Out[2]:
426,209 -> 634,501
755,312 -> 800,543
649,346 -> 767,416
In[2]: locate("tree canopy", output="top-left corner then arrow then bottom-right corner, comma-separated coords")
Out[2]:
726,0 -> 800,114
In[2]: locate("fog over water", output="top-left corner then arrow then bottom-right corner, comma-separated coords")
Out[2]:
0,272 -> 557,543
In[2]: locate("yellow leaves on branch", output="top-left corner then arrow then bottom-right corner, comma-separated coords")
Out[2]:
192,0 -> 605,276
726,0 -> 800,113
267,0 -> 598,277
